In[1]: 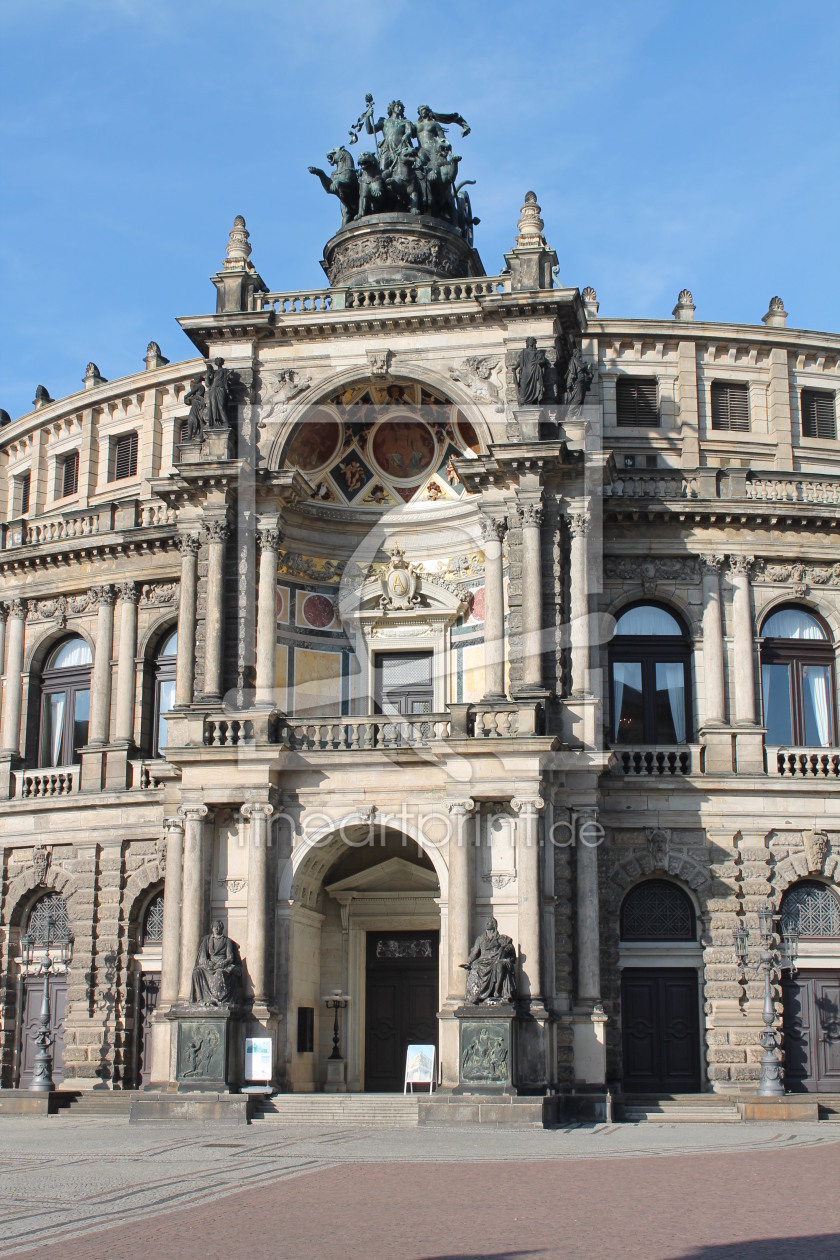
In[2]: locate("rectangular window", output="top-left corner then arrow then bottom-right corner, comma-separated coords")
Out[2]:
297,1007 -> 314,1053
616,376 -> 659,427
17,471 -> 31,515
612,661 -> 644,743
58,450 -> 79,499
762,663 -> 793,745
710,382 -> 750,432
801,390 -> 837,440
109,431 -> 138,481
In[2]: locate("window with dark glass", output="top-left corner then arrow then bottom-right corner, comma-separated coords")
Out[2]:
609,604 -> 691,744
710,381 -> 750,432
801,390 -> 837,440
761,607 -> 836,747
780,881 -> 840,939
620,879 -> 696,941
153,629 -> 177,755
57,450 -> 79,499
38,637 -> 93,767
616,376 -> 659,427
109,431 -> 138,481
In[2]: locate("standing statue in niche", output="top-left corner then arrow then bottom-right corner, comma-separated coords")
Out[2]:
461,916 -> 517,1004
205,358 -> 234,429
514,337 -> 545,406
183,376 -> 207,442
565,347 -> 593,415
189,919 -> 243,1007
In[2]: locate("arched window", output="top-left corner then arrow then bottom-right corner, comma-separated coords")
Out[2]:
760,606 -> 835,747
610,604 -> 691,744
780,881 -> 840,939
26,892 -> 70,945
142,892 -> 164,946
153,629 -> 177,755
38,636 -> 92,767
621,879 -> 696,941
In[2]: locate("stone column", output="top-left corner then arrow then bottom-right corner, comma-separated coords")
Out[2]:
569,512 -> 590,695
0,604 -> 7,733
701,555 -> 726,723
575,809 -> 602,1004
175,533 -> 200,707
480,516 -> 507,700
512,797 -> 544,1001
1,600 -> 26,756
178,804 -> 209,1000
242,801 -> 275,1005
114,582 -> 139,743
729,555 -> 756,724
446,799 -> 475,1000
88,585 -> 117,746
255,524 -> 282,708
202,519 -> 229,703
159,816 -> 184,1007
519,500 -> 544,692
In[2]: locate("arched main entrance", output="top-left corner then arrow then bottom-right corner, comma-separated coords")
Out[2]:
283,820 -> 444,1093
781,880 -> 840,1092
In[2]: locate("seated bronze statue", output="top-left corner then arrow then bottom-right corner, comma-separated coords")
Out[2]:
460,916 -> 517,1004
189,919 -> 243,1007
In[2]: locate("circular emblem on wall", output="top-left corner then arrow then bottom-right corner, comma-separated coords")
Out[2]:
370,417 -> 436,482
302,593 -> 335,628
285,409 -> 342,472
469,587 -> 485,621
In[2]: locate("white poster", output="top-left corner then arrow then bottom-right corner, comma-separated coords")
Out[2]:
404,1044 -> 436,1093
245,1036 -> 273,1082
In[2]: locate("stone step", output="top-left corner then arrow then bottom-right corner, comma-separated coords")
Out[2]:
620,1095 -> 742,1123
53,1091 -> 134,1118
254,1094 -> 420,1126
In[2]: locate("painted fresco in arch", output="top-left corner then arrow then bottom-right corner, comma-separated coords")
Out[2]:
282,379 -> 480,507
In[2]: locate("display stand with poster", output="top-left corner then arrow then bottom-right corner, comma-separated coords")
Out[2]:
404,1044 -> 436,1093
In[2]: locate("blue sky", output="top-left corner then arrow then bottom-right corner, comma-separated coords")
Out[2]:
2,0 -> 838,420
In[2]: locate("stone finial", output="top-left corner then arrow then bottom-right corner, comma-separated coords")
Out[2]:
33,385 -> 52,409
762,296 -> 787,328
0,409 -> 10,427
223,214 -> 253,270
514,191 -> 547,250
581,286 -> 599,317
144,341 -> 170,371
83,362 -> 107,390
673,288 -> 695,321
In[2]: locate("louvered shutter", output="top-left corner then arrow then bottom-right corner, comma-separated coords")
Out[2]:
62,451 -> 79,497
112,432 -> 138,480
801,390 -> 837,440
711,382 -> 750,432
616,377 -> 659,427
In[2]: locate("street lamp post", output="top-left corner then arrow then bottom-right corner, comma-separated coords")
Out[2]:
322,989 -> 350,1093
733,904 -> 799,1097
21,909 -> 73,1093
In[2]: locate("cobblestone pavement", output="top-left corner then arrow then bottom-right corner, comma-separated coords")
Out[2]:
1,1119 -> 839,1258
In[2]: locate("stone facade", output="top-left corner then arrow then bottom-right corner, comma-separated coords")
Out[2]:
1,195 -> 839,1099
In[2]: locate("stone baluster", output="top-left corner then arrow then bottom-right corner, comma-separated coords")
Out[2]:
701,555 -> 726,724
518,499 -> 544,692
446,799 -> 475,1000
729,555 -> 756,725
202,519 -> 229,703
114,582 -> 139,743
575,808 -> 601,1005
1,601 -> 26,757
88,585 -> 117,746
159,816 -> 184,1006
178,804 -> 209,1000
512,797 -> 544,1000
568,511 -> 590,696
480,516 -> 507,700
255,523 -> 282,708
241,801 -> 275,1006
175,532 -> 201,707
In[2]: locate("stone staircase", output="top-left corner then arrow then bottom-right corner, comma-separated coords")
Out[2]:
619,1094 -> 742,1123
252,1093 -> 421,1127
53,1090 -> 134,1118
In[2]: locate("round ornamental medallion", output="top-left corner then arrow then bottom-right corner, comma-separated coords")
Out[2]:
285,411 -> 342,472
469,587 -> 485,621
370,418 -> 436,482
302,594 -> 335,628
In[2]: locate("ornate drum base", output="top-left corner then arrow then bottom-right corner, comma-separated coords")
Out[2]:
321,214 -> 485,289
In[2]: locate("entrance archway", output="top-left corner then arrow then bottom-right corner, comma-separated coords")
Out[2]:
780,881 -> 840,1092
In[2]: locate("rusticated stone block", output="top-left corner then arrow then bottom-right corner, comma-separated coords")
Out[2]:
707,1065 -> 732,1081
705,1030 -> 729,1045
704,982 -> 743,1000
731,1064 -> 760,1081
708,1047 -> 746,1064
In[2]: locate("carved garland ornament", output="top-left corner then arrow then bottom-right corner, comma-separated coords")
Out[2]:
604,556 -> 701,588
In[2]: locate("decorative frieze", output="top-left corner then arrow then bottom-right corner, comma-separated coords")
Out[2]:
603,556 -> 700,588
753,559 -> 840,595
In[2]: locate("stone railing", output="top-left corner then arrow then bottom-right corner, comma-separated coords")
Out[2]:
203,712 -> 289,748
24,513 -> 101,546
289,714 -> 450,751
613,744 -> 699,776
745,477 -> 840,506
10,499 -> 177,550
468,701 -> 546,739
605,475 -> 694,500
770,746 -> 840,778
14,767 -> 80,798
131,758 -> 178,789
138,501 -> 178,528
256,276 -> 509,316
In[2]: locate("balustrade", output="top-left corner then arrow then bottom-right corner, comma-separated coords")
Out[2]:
14,768 -> 79,798
771,746 -> 840,778
614,745 -> 697,776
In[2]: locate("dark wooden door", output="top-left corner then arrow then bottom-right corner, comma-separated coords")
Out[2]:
19,977 -> 67,1088
373,652 -> 434,716
621,968 -> 701,1092
138,972 -> 161,1088
364,931 -> 438,1092
783,971 -> 840,1093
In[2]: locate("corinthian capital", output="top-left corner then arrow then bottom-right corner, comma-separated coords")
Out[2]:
568,512 -> 589,538
177,531 -> 202,558
119,581 -> 139,604
729,554 -> 755,578
519,501 -> 544,528
257,526 -> 283,554
700,553 -> 724,574
203,518 -> 230,545
92,584 -> 117,607
480,515 -> 506,543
